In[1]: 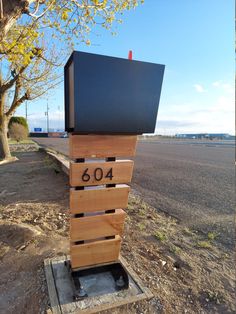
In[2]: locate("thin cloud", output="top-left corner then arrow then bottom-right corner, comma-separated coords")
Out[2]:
212,81 -> 234,94
212,81 -> 221,87
193,84 -> 205,93
157,94 -> 234,135
157,120 -> 199,128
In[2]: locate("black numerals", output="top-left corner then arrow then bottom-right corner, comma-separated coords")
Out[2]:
82,168 -> 90,182
105,168 -> 113,180
81,168 -> 113,182
94,168 -> 103,181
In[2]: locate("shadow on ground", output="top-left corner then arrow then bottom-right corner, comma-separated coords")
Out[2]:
0,151 -> 70,314
0,151 -> 69,206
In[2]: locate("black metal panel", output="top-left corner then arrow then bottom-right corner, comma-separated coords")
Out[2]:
64,51 -> 165,134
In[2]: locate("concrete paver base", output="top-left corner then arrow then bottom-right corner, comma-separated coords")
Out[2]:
44,256 -> 153,314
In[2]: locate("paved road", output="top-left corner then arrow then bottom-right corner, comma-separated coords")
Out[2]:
34,137 -> 235,248
133,140 -> 234,248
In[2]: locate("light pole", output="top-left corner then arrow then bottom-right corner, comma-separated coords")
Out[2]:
45,99 -> 49,133
25,101 -> 28,122
58,105 -> 63,131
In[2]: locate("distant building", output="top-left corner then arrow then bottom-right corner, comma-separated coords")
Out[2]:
175,133 -> 234,140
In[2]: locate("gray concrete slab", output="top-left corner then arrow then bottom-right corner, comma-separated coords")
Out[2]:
44,256 -> 152,314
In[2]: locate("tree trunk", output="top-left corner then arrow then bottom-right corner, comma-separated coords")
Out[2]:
0,0 -> 34,40
0,115 -> 11,160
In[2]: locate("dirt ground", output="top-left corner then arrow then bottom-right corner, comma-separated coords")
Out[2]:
0,151 -> 70,314
33,137 -> 235,251
0,150 -> 235,313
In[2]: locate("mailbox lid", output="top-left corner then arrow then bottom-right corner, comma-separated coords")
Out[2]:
65,51 -> 165,134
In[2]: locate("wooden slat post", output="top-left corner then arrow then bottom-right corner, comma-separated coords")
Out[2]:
69,134 -> 137,269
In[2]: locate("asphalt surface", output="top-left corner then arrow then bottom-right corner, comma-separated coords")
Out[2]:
34,137 -> 235,249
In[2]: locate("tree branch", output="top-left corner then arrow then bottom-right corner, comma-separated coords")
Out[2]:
10,77 -> 21,109
0,0 -> 37,40
0,0 -> 3,20
6,91 -> 29,117
70,0 -> 104,9
38,54 -> 62,66
0,64 -> 27,94
0,45 -> 42,93
30,0 -> 40,16
27,0 -> 54,19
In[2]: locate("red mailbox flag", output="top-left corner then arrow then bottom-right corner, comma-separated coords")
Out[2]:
128,50 -> 133,60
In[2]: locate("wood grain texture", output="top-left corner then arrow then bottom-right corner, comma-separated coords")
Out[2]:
70,160 -> 134,187
70,209 -> 126,241
70,236 -> 121,268
70,184 -> 130,213
69,134 -> 137,159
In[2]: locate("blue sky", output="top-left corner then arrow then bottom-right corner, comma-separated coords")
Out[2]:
16,0 -> 234,134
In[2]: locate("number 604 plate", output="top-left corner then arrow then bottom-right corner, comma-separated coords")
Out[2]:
70,160 -> 134,187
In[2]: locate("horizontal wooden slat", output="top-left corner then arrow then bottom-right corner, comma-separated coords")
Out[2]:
70,160 -> 134,187
70,236 -> 121,268
70,184 -> 130,214
69,134 -> 137,159
70,209 -> 126,242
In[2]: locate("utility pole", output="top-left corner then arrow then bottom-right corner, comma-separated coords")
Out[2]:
47,100 -> 49,133
58,105 -> 62,131
25,101 -> 28,122
45,99 -> 49,133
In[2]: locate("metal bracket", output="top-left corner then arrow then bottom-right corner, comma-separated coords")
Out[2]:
64,260 -> 88,301
64,259 -> 129,301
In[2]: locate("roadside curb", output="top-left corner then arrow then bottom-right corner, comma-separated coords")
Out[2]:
39,147 -> 70,175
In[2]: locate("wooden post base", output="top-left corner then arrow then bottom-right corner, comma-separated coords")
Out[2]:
69,134 -> 137,269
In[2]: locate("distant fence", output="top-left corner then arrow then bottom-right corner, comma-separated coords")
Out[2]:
30,132 -> 48,138
48,132 -> 63,138
30,132 -> 64,138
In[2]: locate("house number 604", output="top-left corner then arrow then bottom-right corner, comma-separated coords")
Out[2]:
82,168 -> 113,182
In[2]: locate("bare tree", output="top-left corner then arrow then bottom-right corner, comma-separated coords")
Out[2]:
0,1 -> 143,42
0,24 -> 61,159
0,0 -> 143,160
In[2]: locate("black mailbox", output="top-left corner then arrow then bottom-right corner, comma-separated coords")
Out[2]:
64,51 -> 165,134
